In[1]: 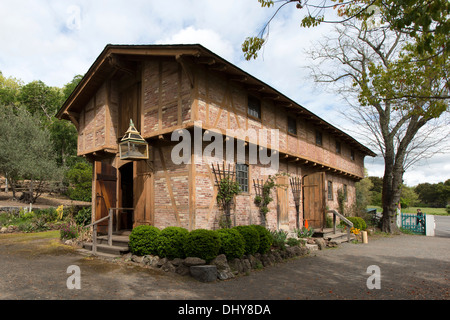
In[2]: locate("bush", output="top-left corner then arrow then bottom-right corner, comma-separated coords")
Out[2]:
286,237 -> 301,247
270,229 -> 288,250
251,225 -> 273,254
183,229 -> 221,262
446,205 -> 450,214
60,223 -> 79,240
155,226 -> 189,259
74,207 -> 92,226
233,225 -> 260,255
216,228 -> 245,259
341,217 -> 367,230
128,225 -> 160,256
65,161 -> 93,202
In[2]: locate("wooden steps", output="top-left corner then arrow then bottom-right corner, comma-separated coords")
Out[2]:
81,233 -> 130,257
313,228 -> 355,244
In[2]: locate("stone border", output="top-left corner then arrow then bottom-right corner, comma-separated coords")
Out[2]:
119,245 -> 311,282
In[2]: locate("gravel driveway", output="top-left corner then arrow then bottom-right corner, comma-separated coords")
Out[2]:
0,231 -> 448,303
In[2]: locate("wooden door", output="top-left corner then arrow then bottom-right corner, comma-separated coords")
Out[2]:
276,175 -> 289,230
95,161 -> 117,233
302,172 -> 325,229
133,160 -> 154,227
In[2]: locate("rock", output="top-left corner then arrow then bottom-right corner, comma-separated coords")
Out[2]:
314,238 -> 326,250
157,257 -> 168,267
228,258 -> 244,275
142,255 -> 152,265
161,261 -> 176,272
148,256 -> 160,267
247,254 -> 260,269
241,259 -> 251,273
176,264 -> 191,276
190,265 -> 217,282
0,227 -> 7,233
170,258 -> 184,266
271,250 -> 282,262
261,254 -> 273,267
210,254 -> 234,280
122,253 -> 132,261
132,255 -> 144,263
184,257 -> 206,267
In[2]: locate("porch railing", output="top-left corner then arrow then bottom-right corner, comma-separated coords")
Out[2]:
326,209 -> 354,242
85,208 -> 134,254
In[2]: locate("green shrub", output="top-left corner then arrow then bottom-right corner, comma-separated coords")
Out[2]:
155,226 -> 189,259
183,229 -> 221,262
251,225 -> 273,254
216,228 -> 245,259
65,161 -> 93,202
341,217 -> 367,230
128,225 -> 160,256
74,207 -> 92,226
286,237 -> 301,247
270,229 -> 288,250
446,205 -> 450,214
233,225 -> 260,255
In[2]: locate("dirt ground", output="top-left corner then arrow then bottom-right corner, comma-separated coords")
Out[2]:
0,191 -> 91,209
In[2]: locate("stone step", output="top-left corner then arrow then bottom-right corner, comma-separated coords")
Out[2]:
82,242 -> 129,256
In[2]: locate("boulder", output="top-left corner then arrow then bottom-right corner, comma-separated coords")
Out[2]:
228,258 -> 244,275
241,259 -> 252,273
190,265 -> 217,282
161,261 -> 176,273
176,264 -> 191,276
184,257 -> 206,267
314,238 -> 326,250
210,254 -> 234,280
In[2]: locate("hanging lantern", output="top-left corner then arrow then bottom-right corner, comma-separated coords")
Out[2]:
119,119 -> 149,160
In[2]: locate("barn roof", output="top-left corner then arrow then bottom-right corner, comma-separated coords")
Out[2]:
56,44 -> 376,157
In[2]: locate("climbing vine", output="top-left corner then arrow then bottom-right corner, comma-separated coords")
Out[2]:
216,177 -> 241,228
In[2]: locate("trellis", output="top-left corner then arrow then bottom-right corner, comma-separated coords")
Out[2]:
289,177 -> 302,229
211,162 -> 237,228
253,178 -> 266,226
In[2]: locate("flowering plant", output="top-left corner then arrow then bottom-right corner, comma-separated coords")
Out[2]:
350,227 -> 360,235
56,205 -> 64,220
60,222 -> 78,240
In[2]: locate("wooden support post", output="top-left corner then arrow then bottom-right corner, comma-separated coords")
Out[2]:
93,224 -> 97,254
108,208 -> 113,246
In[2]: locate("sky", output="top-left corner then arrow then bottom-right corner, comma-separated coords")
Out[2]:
0,0 -> 448,186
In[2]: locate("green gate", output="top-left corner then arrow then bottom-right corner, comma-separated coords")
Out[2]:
401,213 -> 426,234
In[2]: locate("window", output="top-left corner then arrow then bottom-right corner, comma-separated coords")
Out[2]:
288,117 -> 297,135
236,163 -> 249,193
315,130 -> 322,146
335,141 -> 341,154
351,150 -> 355,161
247,96 -> 261,120
327,181 -> 333,200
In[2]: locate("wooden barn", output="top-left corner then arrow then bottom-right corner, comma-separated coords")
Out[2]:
56,44 -> 375,235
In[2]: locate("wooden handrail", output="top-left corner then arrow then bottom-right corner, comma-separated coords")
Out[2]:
326,210 -> 354,242
85,208 -> 134,254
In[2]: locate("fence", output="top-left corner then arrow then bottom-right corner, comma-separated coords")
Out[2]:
401,213 -> 426,235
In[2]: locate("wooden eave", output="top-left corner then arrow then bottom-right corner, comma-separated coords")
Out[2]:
56,43 -> 376,158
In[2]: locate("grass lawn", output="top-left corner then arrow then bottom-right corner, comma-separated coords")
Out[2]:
367,206 -> 448,215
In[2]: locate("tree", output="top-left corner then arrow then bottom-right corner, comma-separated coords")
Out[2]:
305,21 -> 449,232
243,0 -> 450,61
0,105 -> 62,203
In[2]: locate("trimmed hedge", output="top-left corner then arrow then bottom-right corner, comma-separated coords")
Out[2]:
128,225 -> 160,256
183,229 -> 221,262
155,226 -> 189,259
216,228 -> 246,259
234,225 -> 260,255
252,225 -> 273,254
